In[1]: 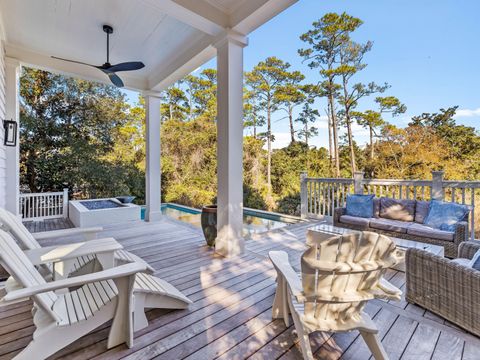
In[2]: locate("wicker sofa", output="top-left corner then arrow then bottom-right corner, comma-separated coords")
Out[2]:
333,197 -> 469,258
406,241 -> 480,336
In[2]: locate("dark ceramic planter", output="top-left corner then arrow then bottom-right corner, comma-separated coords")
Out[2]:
201,205 -> 217,247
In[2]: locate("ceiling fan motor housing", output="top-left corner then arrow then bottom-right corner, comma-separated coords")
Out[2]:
103,25 -> 113,34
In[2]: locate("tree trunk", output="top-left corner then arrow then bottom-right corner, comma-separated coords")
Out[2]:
169,104 -> 173,121
328,79 -> 340,177
267,100 -> 272,194
326,104 -> 333,174
346,117 -> 356,174
253,108 -> 257,139
369,126 -> 374,160
289,106 -> 295,144
342,77 -> 356,175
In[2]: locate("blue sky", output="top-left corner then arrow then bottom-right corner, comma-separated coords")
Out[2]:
125,0 -> 480,149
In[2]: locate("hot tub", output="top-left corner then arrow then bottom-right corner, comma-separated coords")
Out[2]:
69,198 -> 141,227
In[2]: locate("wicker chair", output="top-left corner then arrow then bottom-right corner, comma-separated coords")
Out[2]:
406,241 -> 480,336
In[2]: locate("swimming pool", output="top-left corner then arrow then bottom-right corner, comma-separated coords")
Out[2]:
141,203 -> 299,238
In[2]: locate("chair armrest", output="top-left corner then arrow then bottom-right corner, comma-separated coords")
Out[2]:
458,240 -> 480,259
374,278 -> 402,301
453,221 -> 468,245
2,262 -> 146,301
269,251 -> 303,300
24,237 -> 122,265
33,226 -> 103,241
333,207 -> 346,225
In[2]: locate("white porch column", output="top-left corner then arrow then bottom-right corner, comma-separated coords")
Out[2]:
5,58 -> 21,215
144,94 -> 162,222
214,31 -> 248,257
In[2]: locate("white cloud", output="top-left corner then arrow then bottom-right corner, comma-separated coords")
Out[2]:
454,108 -> 480,118
269,132 -> 292,149
313,115 -> 329,129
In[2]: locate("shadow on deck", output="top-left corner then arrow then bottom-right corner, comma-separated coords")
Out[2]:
1,217 -> 479,359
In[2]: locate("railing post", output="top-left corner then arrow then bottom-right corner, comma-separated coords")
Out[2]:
300,171 -> 308,219
431,171 -> 445,201
354,171 -> 364,195
62,188 -> 69,218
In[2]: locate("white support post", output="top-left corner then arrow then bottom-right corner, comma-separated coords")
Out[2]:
300,172 -> 307,219
354,171 -> 364,195
5,58 -> 21,215
62,188 -> 69,218
144,94 -> 162,222
214,30 -> 248,257
431,170 -> 445,201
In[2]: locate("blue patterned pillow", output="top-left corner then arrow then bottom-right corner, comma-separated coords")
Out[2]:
424,200 -> 469,231
346,194 -> 375,218
469,250 -> 480,271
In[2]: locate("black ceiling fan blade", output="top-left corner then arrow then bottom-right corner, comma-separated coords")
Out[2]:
107,73 -> 124,87
51,56 -> 101,69
107,62 -> 145,72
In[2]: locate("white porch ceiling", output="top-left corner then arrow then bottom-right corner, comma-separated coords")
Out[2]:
0,0 -> 298,92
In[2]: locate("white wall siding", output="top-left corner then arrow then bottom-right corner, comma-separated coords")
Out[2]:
0,33 -> 6,209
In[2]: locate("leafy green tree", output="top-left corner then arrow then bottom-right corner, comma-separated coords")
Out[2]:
20,67 -> 141,199
160,85 -> 189,122
243,89 -> 266,138
299,12 -> 358,176
245,57 -> 291,195
410,106 -> 480,179
335,31 -> 389,174
296,103 -> 319,147
274,70 -> 306,143
183,69 -> 217,121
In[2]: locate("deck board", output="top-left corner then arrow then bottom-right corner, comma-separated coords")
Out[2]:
0,217 -> 476,359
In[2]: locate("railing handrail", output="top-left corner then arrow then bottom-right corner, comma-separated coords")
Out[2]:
20,191 -> 65,197
19,188 -> 69,221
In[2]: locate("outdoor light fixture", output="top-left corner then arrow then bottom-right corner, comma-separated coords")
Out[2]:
3,119 -> 17,147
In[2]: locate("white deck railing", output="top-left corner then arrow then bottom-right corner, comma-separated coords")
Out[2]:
19,189 -> 69,220
300,171 -> 479,240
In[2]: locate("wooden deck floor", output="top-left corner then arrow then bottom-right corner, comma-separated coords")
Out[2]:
1,218 -> 479,359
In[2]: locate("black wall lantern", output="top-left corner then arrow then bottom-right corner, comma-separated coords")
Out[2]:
3,120 -> 17,147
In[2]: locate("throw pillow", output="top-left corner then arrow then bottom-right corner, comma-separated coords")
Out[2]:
346,194 -> 375,218
468,249 -> 480,271
379,197 -> 416,222
414,200 -> 430,224
424,200 -> 470,231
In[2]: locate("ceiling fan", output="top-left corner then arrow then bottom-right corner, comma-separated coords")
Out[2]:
52,25 -> 145,88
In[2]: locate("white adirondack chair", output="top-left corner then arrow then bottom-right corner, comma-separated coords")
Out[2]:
0,229 -> 146,360
269,231 -> 403,360
0,207 -> 154,278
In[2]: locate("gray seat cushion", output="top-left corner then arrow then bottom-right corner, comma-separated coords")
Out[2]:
415,200 -> 430,223
379,197 -> 416,222
369,218 -> 411,234
451,258 -> 470,266
407,223 -> 454,242
339,215 -> 372,229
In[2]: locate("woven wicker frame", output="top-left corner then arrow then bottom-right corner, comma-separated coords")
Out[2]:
333,207 -> 468,258
405,241 -> 480,337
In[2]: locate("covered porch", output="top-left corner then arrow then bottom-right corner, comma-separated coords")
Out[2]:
0,0 -> 299,257
1,218 -> 479,359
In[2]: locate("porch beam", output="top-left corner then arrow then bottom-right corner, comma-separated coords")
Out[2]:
214,30 -> 248,257
5,57 -> 21,215
144,94 -> 162,222
142,0 -> 227,36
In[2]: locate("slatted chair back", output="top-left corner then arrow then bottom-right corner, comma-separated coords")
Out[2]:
0,207 -> 41,250
0,230 -> 60,322
302,231 -> 397,325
